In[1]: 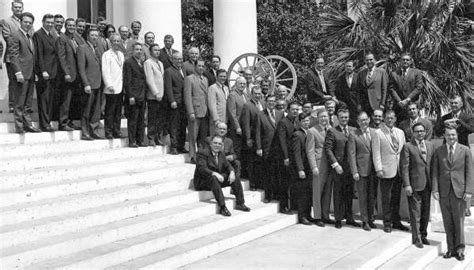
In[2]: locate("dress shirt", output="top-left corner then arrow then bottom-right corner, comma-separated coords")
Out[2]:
346,73 -> 353,87
317,69 -> 327,93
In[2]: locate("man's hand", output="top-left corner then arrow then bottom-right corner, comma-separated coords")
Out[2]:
312,168 -> 319,176
42,71 -> 49,80
256,149 -> 263,157
405,186 -> 413,196
298,171 -> 306,179
129,97 -> 136,106
283,158 -> 290,167
65,74 -> 72,82
323,95 -> 332,100
84,85 -> 92,94
155,95 -> 162,101
189,113 -> 196,121
399,98 -> 410,108
16,73 -> 25,83
226,155 -> 234,162
464,193 -> 472,201
236,128 -> 242,135
246,139 -> 253,148
212,172 -> 224,183
170,102 -> 177,109
376,170 -> 384,178
105,85 -> 114,93
353,173 -> 360,181
379,104 -> 385,110
229,171 -> 235,183
335,165 -> 343,175
433,191 -> 440,200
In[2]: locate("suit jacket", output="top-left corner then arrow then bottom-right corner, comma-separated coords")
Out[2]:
373,124 -> 406,178
33,28 -> 58,79
227,90 -> 249,131
158,47 -> 178,69
194,146 -> 234,189
357,67 -> 388,111
184,73 -> 208,118
2,15 -> 34,63
398,117 -> 433,142
182,60 -> 196,77
241,99 -> 265,143
204,67 -> 217,86
8,29 -> 35,79
118,38 -> 135,58
204,136 -> 237,161
144,58 -> 165,100
275,116 -> 298,160
56,32 -> 78,82
73,32 -> 86,46
389,68 -> 423,103
306,68 -> 335,104
164,65 -> 185,105
102,49 -> 124,94
123,57 -> 147,101
400,140 -> 434,191
306,124 -> 328,170
348,127 -> 379,177
208,82 -> 229,123
439,112 -> 474,146
432,143 -> 473,199
256,109 -> 284,158
324,125 -> 355,170
292,128 -> 311,176
77,43 -> 103,89
335,72 -> 358,114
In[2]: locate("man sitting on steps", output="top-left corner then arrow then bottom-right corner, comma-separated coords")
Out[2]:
193,135 -> 251,216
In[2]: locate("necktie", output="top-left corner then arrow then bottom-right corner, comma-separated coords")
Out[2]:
215,153 -> 219,165
367,69 -> 372,83
365,130 -> 371,147
390,129 -> 399,152
448,145 -> 454,164
344,127 -> 349,137
71,37 -> 78,52
329,116 -> 334,127
318,71 -> 327,93
26,33 -> 33,49
269,110 -> 276,125
419,141 -> 427,162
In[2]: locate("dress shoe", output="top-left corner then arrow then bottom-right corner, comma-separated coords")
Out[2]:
362,222 -> 371,231
392,222 -> 409,231
169,148 -> 179,155
129,143 -> 138,148
24,125 -> 41,133
189,158 -> 196,165
9,107 -> 14,113
414,240 -> 424,249
26,108 -> 33,114
105,134 -> 114,139
383,226 -> 392,233
466,208 -> 471,217
69,124 -> 81,130
455,251 -> 465,261
235,204 -> 251,212
137,143 -> 148,147
59,126 -> 74,131
299,217 -> 312,225
250,187 -> 257,191
148,140 -> 156,147
263,198 -> 271,203
322,218 -> 336,225
335,220 -> 342,229
314,219 -> 325,227
368,221 -> 377,229
41,126 -> 54,132
16,128 -> 25,134
346,219 -> 361,227
178,149 -> 189,154
81,135 -> 94,141
421,237 -> 430,245
219,206 -> 231,216
443,251 -> 454,259
280,207 -> 292,215
91,133 -> 105,140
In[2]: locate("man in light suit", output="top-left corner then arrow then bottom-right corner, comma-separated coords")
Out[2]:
182,46 -> 198,76
77,28 -> 104,140
373,110 -> 408,232
306,109 -> 330,226
158,34 -> 177,70
348,111 -> 379,231
184,59 -> 209,162
400,122 -> 434,248
357,53 -> 388,115
208,69 -> 229,135
398,102 -> 433,142
302,100 -> 318,128
305,55 -> 335,105
325,100 -> 339,128
324,108 -> 359,228
117,25 -> 134,58
8,12 -> 40,133
432,127 -> 473,261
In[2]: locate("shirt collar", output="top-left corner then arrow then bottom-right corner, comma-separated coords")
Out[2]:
20,27 -> 29,36
42,27 -> 50,35
447,142 -> 457,152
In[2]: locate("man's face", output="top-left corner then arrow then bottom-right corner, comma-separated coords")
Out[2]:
76,22 -> 86,35
266,97 -> 276,110
97,20 -> 107,32
106,27 -> 115,38
164,37 -> 174,49
288,104 -> 299,118
261,81 -> 270,94
450,97 -> 463,113
252,89 -> 263,101
243,70 -> 253,83
188,48 -> 199,62
211,57 -> 220,70
110,36 -> 121,50
338,112 -> 350,126
145,33 -> 155,46
345,62 -> 354,74
444,129 -> 458,146
325,102 -> 335,116
401,55 -> 411,69
315,58 -> 324,71
384,113 -> 397,128
150,46 -> 160,58
413,125 -> 426,141
173,54 -> 183,68
372,111 -> 383,126
407,104 -> 419,119
65,20 -> 76,34
301,117 -> 310,130
195,61 -> 205,75
131,22 -> 141,35
12,2 -> 23,17
277,86 -> 287,98
216,125 -> 227,137
357,113 -> 370,130
276,101 -> 286,112
318,111 -> 329,126
43,17 -> 54,32
54,17 -> 64,32
302,103 -> 312,114
365,54 -> 375,69
236,79 -> 246,91
210,137 -> 224,153
119,27 -> 129,40
88,30 -> 99,44
20,16 -> 33,32
133,45 -> 143,58
217,72 -> 226,84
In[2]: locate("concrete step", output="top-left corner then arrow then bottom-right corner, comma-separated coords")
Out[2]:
108,213 -> 297,270
23,201 -> 284,269
423,246 -> 474,270
1,191 -> 262,268
0,118 -> 127,134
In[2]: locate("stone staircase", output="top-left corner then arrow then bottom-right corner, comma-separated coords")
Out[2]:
0,116 -> 297,269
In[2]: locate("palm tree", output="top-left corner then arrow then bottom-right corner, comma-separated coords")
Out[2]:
317,0 -> 473,114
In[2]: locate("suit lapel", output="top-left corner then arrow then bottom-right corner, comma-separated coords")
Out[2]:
20,31 -> 33,53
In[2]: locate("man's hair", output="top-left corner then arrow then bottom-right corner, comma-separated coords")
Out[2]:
315,54 -> 324,61
372,109 -> 383,116
365,52 -> 375,59
265,94 -> 276,101
196,58 -> 205,65
96,16 -> 106,23
149,43 -> 160,51
211,55 -> 221,62
407,101 -> 419,109
288,101 -> 300,109
86,28 -> 99,36
346,60 -> 354,65
302,100 -> 312,107
215,122 -> 227,129
251,86 -> 261,94
20,12 -> 34,22
65,18 -> 75,24
42,14 -> 54,22
164,34 -> 174,40
384,110 -> 397,118
132,42 -> 143,50
12,0 -> 23,7
444,125 -> 457,134
54,14 -> 64,20
401,52 -> 412,59
216,68 -> 227,76
108,32 -> 120,40
337,108 -> 350,116
76,18 -> 85,24
324,99 -> 336,106
211,134 -> 224,142
317,109 -> 328,117
118,25 -> 128,32
412,122 -> 426,132
131,20 -> 142,27
357,111 -> 369,120
144,31 -> 154,39
299,112 -> 311,121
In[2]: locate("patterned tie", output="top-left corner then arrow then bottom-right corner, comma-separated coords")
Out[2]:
269,109 -> 276,125
448,145 -> 454,164
365,130 -> 371,147
329,116 -> 334,127
344,127 -> 349,137
318,71 -> 327,93
390,128 -> 399,152
367,69 -> 372,83
419,140 -> 427,162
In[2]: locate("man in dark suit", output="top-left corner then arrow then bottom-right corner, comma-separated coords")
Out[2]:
274,101 -> 299,213
123,43 -> 147,147
55,18 -> 78,131
204,55 -> 220,87
305,55 -> 335,105
398,102 -> 433,142
182,46 -> 198,76
389,53 -> 423,122
432,127 -> 473,261
77,28 -> 104,140
302,100 -> 318,128
400,122 -> 434,248
335,60 -> 359,127
194,135 -> 251,216
437,95 -> 474,147
33,14 -> 58,131
324,108 -> 360,228
184,59 -> 209,162
292,112 -> 314,225
256,94 -> 284,202
158,34 -> 177,69
357,53 -> 388,115
74,18 -> 86,44
165,51 -> 187,154
8,12 -> 40,133
348,112 -> 378,231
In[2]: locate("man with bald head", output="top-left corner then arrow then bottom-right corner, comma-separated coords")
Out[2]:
183,46 -> 199,76
117,25 -> 134,58
227,77 -> 249,159
357,52 -> 388,115
276,85 -> 289,101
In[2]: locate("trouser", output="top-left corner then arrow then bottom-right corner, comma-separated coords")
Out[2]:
379,175 -> 403,226
321,168 -> 334,220
263,156 -> 277,200
36,78 -> 54,129
188,116 -> 209,159
293,177 -> 312,220
195,175 -> 245,207
228,129 -> 243,158
169,104 -> 187,150
81,88 -> 102,136
126,100 -> 146,145
6,62 -> 18,108
147,99 -> 165,144
332,169 -> 354,221
58,80 -> 78,128
244,147 -> 263,189
104,93 -> 123,136
356,174 -> 377,223
274,158 -> 291,210
408,187 -> 431,244
12,77 -> 35,131
440,186 -> 466,253
312,171 -> 324,219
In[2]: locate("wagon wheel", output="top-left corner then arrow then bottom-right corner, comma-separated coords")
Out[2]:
226,53 -> 276,91
265,55 -> 298,100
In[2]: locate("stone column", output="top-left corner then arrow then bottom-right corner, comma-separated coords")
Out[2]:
213,0 -> 258,70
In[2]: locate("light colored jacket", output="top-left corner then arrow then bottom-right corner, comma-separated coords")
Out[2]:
144,58 -> 165,100
373,124 -> 406,178
208,82 -> 229,123
101,49 -> 124,94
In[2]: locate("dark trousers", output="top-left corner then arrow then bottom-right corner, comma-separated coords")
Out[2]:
127,100 -> 146,145
408,187 -> 431,244
263,156 -> 277,200
379,175 -> 403,226
245,147 -> 264,189
440,186 -> 466,253
356,174 -> 378,223
81,88 -> 102,136
274,159 -> 291,210
104,93 -> 123,136
169,104 -> 187,150
188,116 -> 209,159
195,175 -> 245,207
321,167 -> 335,220
292,177 -> 312,220
147,99 -> 165,144
58,80 -> 77,128
12,77 -> 35,131
228,129 -> 245,177
36,78 -> 54,129
332,169 -> 354,221
6,62 -> 17,108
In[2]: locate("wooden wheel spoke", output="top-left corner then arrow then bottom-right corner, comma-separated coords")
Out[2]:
245,57 -> 250,69
277,78 -> 294,82
276,67 -> 290,79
